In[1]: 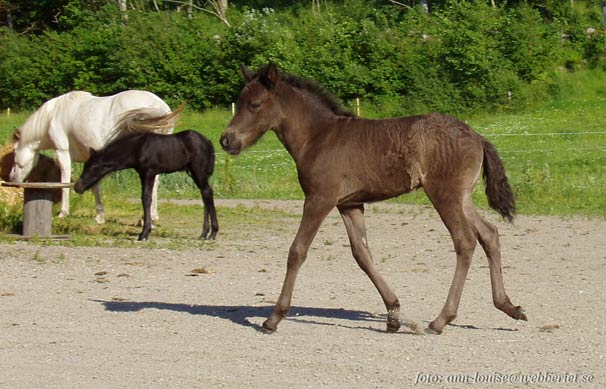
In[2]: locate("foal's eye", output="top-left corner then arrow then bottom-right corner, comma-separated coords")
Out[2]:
248,100 -> 262,111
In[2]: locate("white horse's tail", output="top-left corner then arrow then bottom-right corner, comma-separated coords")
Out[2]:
113,102 -> 186,137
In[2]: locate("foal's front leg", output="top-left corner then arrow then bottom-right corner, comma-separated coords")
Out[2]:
263,197 -> 334,332
138,172 -> 156,241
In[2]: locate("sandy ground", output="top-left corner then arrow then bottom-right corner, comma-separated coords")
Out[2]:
1,199 -> 604,388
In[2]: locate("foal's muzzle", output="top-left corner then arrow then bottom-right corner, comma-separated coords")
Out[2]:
74,181 -> 86,194
220,132 -> 241,155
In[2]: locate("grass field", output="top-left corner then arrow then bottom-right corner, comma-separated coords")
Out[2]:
1,69 -> 605,227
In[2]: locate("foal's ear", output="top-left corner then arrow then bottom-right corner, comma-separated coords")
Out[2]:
241,64 -> 254,82
260,63 -> 279,90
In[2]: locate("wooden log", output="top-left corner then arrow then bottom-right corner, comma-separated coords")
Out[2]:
23,187 -> 53,237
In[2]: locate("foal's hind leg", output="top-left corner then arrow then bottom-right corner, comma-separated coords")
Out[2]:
467,209 -> 527,321
339,205 -> 401,332
424,188 -> 478,335
137,172 -> 156,241
202,183 -> 218,240
190,166 -> 218,240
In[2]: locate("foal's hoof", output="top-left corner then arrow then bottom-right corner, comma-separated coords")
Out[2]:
424,326 -> 442,335
425,322 -> 443,335
513,306 -> 528,321
261,320 -> 277,334
386,318 -> 401,333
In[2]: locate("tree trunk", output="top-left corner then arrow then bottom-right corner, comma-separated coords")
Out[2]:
419,0 -> 428,13
209,0 -> 230,27
119,0 -> 128,21
1,0 -> 14,29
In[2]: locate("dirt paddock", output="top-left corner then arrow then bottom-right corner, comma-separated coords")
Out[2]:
1,199 -> 604,388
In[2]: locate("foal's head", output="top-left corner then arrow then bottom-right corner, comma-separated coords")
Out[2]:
74,149 -> 107,194
220,63 -> 284,155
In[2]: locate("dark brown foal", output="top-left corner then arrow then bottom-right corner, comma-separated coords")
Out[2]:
220,63 -> 527,334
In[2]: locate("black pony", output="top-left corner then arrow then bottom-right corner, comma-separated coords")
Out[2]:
75,130 -> 218,241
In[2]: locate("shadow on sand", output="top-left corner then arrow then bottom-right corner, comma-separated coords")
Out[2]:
92,299 -> 401,333
93,300 -> 517,334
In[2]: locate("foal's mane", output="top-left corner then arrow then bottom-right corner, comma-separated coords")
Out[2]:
255,64 -> 356,118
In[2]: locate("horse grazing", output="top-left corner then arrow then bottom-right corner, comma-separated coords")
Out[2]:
9,90 -> 182,224
220,63 -> 527,334
74,130 -> 218,241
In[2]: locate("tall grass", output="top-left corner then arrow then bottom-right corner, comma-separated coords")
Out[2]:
1,69 -> 605,218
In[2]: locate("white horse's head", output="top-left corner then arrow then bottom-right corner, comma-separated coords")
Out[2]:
9,128 -> 39,182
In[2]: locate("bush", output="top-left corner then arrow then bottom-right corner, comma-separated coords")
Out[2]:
0,1 -> 603,114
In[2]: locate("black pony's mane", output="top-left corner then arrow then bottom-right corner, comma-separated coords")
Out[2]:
254,64 -> 356,118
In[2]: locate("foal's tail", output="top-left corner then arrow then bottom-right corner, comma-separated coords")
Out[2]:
207,141 -> 216,177
481,137 -> 516,223
114,102 -> 186,136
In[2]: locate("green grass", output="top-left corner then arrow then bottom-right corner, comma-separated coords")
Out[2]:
469,100 -> 606,217
0,111 -> 29,140
0,194 -> 299,249
1,69 -> 605,223
465,68 -> 606,217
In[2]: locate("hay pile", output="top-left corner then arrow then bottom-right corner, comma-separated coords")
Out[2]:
0,143 -> 22,207
0,143 -> 62,207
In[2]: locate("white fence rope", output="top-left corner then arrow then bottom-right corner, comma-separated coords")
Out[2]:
213,130 -> 605,160
484,131 -> 606,137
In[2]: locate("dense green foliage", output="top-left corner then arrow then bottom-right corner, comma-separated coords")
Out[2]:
1,0 -> 605,114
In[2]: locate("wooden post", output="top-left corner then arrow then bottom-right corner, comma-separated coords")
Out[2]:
22,187 -> 53,237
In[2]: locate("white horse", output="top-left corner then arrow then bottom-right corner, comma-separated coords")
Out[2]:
9,90 -> 182,223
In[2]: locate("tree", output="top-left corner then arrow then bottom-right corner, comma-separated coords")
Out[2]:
419,0 -> 428,13
208,0 -> 229,26
119,0 -> 127,21
0,0 -> 69,32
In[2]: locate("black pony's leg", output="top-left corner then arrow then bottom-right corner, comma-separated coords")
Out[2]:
138,171 -> 156,241
201,199 -> 210,239
202,182 -> 218,240
190,165 -> 218,240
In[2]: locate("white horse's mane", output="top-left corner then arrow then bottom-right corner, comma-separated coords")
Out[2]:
16,91 -> 93,144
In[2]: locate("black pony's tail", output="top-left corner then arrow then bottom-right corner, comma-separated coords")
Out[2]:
481,137 -> 515,223
207,140 -> 216,177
